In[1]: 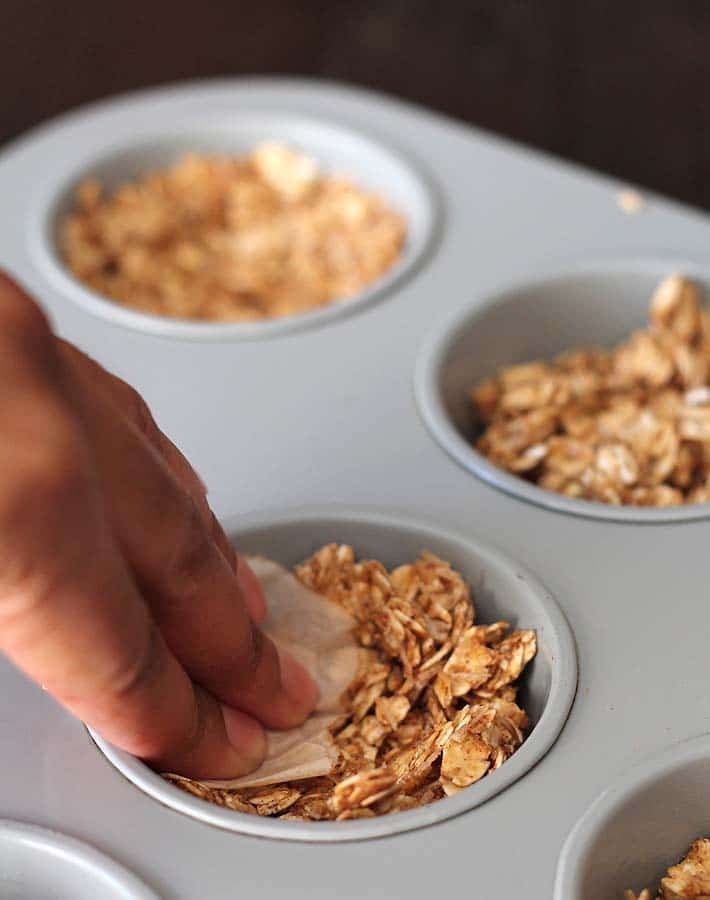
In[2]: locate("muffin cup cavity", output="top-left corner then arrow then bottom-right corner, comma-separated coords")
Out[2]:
90,507 -> 577,843
28,113 -> 436,340
415,260 -> 710,523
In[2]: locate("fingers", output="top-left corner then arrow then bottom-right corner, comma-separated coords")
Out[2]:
56,341 -> 267,625
59,332 -> 317,730
0,273 -> 266,777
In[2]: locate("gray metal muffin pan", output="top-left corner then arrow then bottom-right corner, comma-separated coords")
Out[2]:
1,78 -> 709,898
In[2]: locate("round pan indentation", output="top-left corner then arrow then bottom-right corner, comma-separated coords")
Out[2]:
90,507 -> 577,842
0,819 -> 159,899
554,733 -> 710,899
27,113 -> 435,341
415,259 -> 710,523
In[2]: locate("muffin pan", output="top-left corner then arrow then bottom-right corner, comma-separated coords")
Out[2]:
1,78 -> 709,898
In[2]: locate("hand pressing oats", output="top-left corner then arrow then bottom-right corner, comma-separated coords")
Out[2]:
169,546 -> 537,820
0,272 -> 318,780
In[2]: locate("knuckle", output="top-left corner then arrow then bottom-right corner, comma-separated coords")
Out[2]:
22,420 -> 86,505
136,692 -> 206,767
0,414 -> 90,616
101,620 -> 189,762
0,414 -> 87,536
168,500 -> 213,584
175,693 -> 209,759
230,624 -> 274,691
109,622 -> 163,703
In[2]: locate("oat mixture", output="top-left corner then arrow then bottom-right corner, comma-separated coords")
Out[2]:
625,838 -> 710,900
60,144 -> 406,321
472,274 -> 710,507
167,545 -> 536,820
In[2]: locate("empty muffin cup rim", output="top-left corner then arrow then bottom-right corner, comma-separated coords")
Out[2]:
0,817 -> 160,899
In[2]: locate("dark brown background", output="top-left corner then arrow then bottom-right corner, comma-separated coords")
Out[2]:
3,0 -> 709,207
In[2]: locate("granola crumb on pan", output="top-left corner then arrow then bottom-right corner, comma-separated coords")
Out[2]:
617,188 -> 645,214
624,837 -> 710,899
166,545 -> 537,820
60,144 -> 406,322
472,274 -> 710,508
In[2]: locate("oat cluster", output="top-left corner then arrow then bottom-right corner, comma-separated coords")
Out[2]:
625,838 -> 710,900
60,144 -> 406,321
167,545 -> 536,821
472,275 -> 710,507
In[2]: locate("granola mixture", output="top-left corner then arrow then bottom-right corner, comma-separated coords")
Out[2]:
60,144 -> 406,321
472,274 -> 710,507
625,838 -> 710,899
166,545 -> 537,820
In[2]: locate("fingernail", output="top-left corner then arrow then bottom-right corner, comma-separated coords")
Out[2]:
221,705 -> 266,769
278,648 -> 319,712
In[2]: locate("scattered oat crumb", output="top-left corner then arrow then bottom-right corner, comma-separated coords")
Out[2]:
624,837 -> 710,899
618,188 -> 645,214
60,144 -> 406,322
472,274 -> 710,507
167,546 -> 537,820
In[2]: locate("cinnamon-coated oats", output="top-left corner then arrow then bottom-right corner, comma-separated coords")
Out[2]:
624,837 -> 710,899
60,144 -> 406,321
167,546 -> 536,820
473,275 -> 710,507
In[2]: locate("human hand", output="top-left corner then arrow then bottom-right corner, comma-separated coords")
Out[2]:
0,272 -> 318,778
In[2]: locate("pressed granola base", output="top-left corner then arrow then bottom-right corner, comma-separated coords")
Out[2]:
166,545 -> 537,821
60,144 -> 407,322
625,838 -> 710,900
472,274 -> 710,507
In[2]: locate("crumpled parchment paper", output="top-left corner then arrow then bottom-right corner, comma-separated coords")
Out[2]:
199,556 -> 359,790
